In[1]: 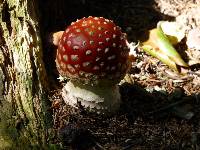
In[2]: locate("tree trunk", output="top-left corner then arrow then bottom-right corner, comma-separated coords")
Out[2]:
0,0 -> 51,149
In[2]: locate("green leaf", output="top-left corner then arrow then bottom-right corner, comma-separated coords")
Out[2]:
142,45 -> 178,71
160,21 -> 185,45
156,22 -> 188,67
141,21 -> 188,71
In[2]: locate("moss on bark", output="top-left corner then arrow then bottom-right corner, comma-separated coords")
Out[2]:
0,0 -> 51,149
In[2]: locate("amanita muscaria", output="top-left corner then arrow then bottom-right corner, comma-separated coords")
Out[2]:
54,16 -> 130,113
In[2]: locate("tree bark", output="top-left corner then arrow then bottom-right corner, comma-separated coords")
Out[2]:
0,0 -> 51,149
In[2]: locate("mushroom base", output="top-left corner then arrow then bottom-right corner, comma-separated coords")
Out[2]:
62,80 -> 121,114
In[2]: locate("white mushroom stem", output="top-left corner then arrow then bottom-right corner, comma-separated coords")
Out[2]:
62,80 -> 121,114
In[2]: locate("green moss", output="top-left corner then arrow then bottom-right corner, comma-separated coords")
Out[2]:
0,0 -> 50,148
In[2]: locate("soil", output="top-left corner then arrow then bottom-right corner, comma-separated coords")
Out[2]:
39,0 -> 200,149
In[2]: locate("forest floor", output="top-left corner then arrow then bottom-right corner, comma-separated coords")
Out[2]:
46,0 -> 200,149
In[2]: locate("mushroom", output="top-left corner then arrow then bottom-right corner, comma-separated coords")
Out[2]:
55,16 -> 130,114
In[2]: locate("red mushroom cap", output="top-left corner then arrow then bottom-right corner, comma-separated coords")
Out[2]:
56,16 -> 130,85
